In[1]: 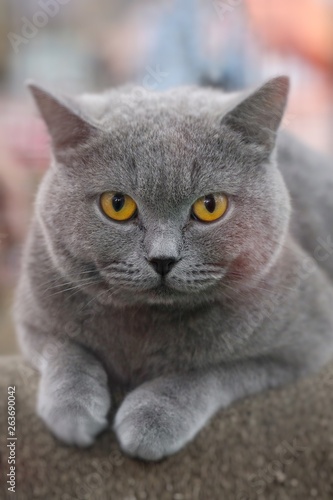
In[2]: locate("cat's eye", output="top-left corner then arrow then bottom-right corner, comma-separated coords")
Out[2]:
100,192 -> 137,221
192,193 -> 228,222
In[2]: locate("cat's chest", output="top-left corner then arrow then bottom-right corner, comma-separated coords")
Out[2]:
80,305 -> 234,387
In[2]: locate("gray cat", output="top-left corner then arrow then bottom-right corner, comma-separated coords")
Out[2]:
14,77 -> 333,460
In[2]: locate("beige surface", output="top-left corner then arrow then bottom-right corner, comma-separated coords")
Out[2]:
0,292 -> 18,355
0,356 -> 333,499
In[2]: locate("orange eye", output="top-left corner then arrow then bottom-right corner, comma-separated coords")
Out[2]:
192,193 -> 228,222
100,192 -> 137,221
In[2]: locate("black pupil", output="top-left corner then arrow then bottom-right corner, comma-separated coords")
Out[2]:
204,195 -> 216,213
112,193 -> 125,212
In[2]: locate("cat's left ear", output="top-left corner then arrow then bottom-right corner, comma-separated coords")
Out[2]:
27,82 -> 99,154
221,76 -> 289,155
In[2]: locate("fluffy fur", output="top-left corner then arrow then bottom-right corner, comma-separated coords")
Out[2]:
14,77 -> 333,460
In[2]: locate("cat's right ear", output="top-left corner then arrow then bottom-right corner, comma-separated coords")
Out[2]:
221,76 -> 289,156
27,82 -> 99,153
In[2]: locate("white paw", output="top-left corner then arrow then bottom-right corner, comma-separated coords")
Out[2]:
37,367 -> 111,447
38,401 -> 110,447
114,389 -> 193,461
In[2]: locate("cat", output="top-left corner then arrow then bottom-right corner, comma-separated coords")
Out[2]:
14,76 -> 333,460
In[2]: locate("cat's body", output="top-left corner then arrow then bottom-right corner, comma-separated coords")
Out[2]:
15,79 -> 333,459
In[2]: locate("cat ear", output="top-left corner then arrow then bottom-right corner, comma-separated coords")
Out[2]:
221,76 -> 289,154
27,82 -> 99,152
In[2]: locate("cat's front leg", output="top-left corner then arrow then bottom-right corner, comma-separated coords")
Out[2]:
114,359 -> 297,461
114,371 -> 228,461
37,341 -> 111,447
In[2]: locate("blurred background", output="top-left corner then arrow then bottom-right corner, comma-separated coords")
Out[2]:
0,0 -> 332,355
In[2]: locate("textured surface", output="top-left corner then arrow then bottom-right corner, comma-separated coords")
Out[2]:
0,356 -> 333,500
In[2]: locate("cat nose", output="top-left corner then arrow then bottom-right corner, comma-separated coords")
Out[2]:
149,257 -> 178,276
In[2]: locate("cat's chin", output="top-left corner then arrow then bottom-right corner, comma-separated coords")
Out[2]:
93,282 -> 217,309
144,284 -> 186,306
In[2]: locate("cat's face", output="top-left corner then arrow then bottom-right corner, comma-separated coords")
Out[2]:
32,78 -> 290,307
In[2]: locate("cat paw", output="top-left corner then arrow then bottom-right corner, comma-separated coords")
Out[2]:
37,364 -> 111,447
114,388 -> 193,461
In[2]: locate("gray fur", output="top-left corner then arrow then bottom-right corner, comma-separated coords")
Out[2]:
14,77 -> 333,460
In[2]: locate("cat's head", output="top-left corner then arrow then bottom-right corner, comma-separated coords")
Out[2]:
30,77 -> 290,307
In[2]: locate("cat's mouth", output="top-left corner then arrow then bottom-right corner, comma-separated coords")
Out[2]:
152,280 -> 176,294
93,259 -> 227,306
146,274 -> 222,300
143,281 -> 196,306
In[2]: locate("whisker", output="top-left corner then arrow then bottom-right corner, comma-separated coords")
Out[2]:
37,269 -> 100,292
45,275 -> 101,292
46,278 -> 103,298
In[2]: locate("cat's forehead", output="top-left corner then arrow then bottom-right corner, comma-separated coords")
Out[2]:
93,118 -> 212,204
77,85 -> 239,126
84,114 -> 248,212
77,86 -> 262,207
